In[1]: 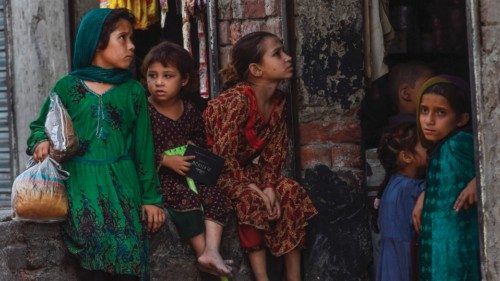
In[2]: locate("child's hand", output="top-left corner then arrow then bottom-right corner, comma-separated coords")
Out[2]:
248,183 -> 281,220
142,205 -> 166,233
454,178 -> 477,211
162,155 -> 196,176
412,192 -> 425,233
33,141 -> 51,162
262,187 -> 281,220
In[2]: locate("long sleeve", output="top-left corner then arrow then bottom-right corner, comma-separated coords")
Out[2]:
204,94 -> 252,183
132,89 -> 163,206
26,97 -> 51,155
26,78 -> 70,155
259,113 -> 288,187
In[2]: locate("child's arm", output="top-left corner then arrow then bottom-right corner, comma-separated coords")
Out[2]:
203,94 -> 252,184
27,96 -> 51,158
131,87 -> 163,207
258,110 -> 287,189
412,191 -> 425,233
453,177 -> 477,211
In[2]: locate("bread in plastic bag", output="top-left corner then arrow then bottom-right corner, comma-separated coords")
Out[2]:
11,157 -> 69,222
45,92 -> 78,162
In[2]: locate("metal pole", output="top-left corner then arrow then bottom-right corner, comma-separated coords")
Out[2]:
207,0 -> 220,98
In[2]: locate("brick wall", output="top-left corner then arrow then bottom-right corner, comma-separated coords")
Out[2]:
217,0 -> 283,69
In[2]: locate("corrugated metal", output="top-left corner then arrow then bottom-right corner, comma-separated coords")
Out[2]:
0,0 -> 13,207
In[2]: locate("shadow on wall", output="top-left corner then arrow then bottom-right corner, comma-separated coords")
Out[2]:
303,164 -> 372,281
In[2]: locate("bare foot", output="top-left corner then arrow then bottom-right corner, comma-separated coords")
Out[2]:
197,250 -> 232,277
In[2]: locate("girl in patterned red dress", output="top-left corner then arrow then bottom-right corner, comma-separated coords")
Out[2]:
203,31 -> 318,281
142,41 -> 232,277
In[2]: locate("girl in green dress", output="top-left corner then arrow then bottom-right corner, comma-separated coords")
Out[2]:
416,75 -> 480,281
27,8 -> 165,281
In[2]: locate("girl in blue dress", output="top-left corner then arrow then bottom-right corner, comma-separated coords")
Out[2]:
376,122 -> 427,281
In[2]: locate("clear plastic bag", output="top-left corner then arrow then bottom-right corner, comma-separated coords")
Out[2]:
45,92 -> 78,162
11,157 -> 69,223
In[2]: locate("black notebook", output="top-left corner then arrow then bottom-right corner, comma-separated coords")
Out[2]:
184,144 -> 225,185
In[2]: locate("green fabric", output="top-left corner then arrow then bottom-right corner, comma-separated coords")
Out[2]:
167,209 -> 204,240
70,8 -> 132,84
27,75 -> 163,278
419,131 -> 480,281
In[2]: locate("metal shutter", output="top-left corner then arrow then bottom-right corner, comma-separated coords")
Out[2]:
0,0 -> 12,207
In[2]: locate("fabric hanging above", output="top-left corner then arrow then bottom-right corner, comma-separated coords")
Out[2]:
100,0 -> 158,30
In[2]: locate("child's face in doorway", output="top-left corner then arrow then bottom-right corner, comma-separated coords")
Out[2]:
93,19 -> 135,69
146,62 -> 188,103
419,93 -> 468,142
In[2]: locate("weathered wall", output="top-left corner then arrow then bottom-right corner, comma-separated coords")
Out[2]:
0,210 -> 252,281
7,0 -> 71,168
293,1 -> 371,280
471,0 -> 500,280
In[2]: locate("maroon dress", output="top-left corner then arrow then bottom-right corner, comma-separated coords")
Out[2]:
203,83 -> 318,256
148,100 -> 230,225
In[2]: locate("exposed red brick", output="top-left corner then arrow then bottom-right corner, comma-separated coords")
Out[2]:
264,18 -> 282,37
218,0 -> 233,20
300,145 -> 332,169
265,0 -> 281,16
219,46 -> 232,69
241,20 -> 265,37
330,144 -> 363,168
229,22 -> 242,45
242,0 -> 266,19
299,120 -> 362,145
218,21 -> 231,45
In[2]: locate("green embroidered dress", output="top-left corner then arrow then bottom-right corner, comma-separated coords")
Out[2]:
419,131 -> 480,281
27,75 -> 162,277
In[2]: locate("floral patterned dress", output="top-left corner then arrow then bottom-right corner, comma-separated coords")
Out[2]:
27,75 -> 163,278
148,100 -> 230,225
203,83 -> 318,256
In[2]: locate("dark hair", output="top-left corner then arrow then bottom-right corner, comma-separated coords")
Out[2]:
220,31 -> 280,90
96,8 -> 135,50
141,41 -> 205,109
378,122 -> 419,175
388,61 -> 433,109
422,82 -> 471,125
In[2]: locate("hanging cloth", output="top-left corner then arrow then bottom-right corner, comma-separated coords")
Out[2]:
363,0 -> 394,82
181,0 -> 193,53
159,0 -> 169,28
100,0 -> 158,30
196,6 -> 209,98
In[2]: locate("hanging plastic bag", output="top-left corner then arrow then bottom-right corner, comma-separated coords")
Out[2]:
11,157 -> 69,222
45,92 -> 78,162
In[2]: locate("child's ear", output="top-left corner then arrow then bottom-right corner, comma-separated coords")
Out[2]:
399,84 -> 412,102
181,76 -> 189,87
249,63 -> 263,77
456,112 -> 470,127
398,151 -> 413,165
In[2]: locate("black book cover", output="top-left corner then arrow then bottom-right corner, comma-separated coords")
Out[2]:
184,144 -> 225,185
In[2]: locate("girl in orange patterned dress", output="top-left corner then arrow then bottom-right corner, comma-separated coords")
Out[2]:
203,31 -> 317,281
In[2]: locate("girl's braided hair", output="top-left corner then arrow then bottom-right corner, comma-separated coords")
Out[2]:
378,122 -> 419,176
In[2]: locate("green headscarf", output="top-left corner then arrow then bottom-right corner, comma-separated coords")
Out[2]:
70,8 -> 132,84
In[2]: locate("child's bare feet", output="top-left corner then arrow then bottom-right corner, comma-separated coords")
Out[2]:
197,250 -> 233,277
